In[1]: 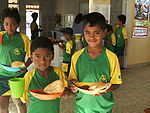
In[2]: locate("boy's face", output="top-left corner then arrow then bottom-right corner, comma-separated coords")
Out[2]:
84,24 -> 106,48
3,17 -> 18,35
63,33 -> 70,40
31,48 -> 54,71
116,19 -> 122,25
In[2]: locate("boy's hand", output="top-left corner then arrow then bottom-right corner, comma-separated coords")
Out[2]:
69,79 -> 78,93
58,43 -> 65,49
93,90 -> 107,96
16,67 -> 27,73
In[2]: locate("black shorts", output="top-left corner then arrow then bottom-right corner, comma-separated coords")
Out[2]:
115,46 -> 125,56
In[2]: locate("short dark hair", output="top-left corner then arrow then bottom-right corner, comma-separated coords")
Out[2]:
31,12 -> 38,18
62,27 -> 73,36
31,36 -> 54,55
117,14 -> 126,24
74,13 -> 83,24
83,12 -> 107,30
106,24 -> 113,33
2,8 -> 21,24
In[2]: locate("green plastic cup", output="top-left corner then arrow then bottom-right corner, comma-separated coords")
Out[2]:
9,78 -> 25,98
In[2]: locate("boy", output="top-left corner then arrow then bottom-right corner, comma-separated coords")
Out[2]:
58,27 -> 76,76
69,12 -> 122,113
21,37 -> 68,113
104,24 -> 116,53
0,8 -> 32,113
114,14 -> 128,68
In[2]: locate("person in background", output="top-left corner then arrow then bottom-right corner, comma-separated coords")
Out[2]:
20,37 -> 68,113
69,12 -> 122,113
58,27 -> 76,76
72,13 -> 85,49
0,8 -> 32,113
104,24 -> 116,53
30,12 -> 42,40
114,14 -> 128,69
72,13 -> 83,35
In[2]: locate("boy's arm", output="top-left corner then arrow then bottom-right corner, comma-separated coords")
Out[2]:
106,84 -> 120,92
111,33 -> 116,46
122,27 -> 128,56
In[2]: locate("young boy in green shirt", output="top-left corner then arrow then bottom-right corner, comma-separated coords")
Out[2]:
104,24 -> 116,53
69,12 -> 122,113
58,27 -> 76,76
114,14 -> 128,68
21,37 -> 68,113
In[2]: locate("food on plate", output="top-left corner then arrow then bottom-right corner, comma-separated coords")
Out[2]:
89,82 -> 111,91
43,80 -> 65,94
79,85 -> 90,90
11,61 -> 25,68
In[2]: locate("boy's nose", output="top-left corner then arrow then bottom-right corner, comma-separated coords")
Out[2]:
89,33 -> 95,38
40,57 -> 46,63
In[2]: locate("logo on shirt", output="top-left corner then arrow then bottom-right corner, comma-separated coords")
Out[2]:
99,75 -> 108,82
117,34 -> 121,38
14,48 -> 20,55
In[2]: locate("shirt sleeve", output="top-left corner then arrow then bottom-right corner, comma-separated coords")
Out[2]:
68,49 -> 84,80
111,33 -> 116,46
66,41 -> 73,54
113,25 -> 119,33
106,49 -> 122,84
20,70 -> 35,103
21,33 -> 31,57
54,67 -> 68,87
122,27 -> 128,39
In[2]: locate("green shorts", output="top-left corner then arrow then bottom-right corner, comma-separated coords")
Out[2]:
115,46 -> 125,56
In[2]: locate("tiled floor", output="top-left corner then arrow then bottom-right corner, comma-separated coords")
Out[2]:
9,64 -> 150,113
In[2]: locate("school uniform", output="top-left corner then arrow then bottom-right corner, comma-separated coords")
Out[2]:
114,25 -> 127,56
21,66 -> 68,113
62,40 -> 76,76
0,31 -> 30,96
69,47 -> 122,113
104,33 -> 116,52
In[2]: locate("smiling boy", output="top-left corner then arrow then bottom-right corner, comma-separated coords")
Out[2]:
69,12 -> 122,113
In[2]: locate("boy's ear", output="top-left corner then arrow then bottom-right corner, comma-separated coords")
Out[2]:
104,29 -> 107,37
51,54 -> 54,60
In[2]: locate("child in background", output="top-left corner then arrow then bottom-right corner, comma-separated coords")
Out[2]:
21,37 -> 68,113
58,27 -> 76,76
69,12 -> 122,113
104,24 -> 116,53
114,14 -> 128,68
0,8 -> 32,113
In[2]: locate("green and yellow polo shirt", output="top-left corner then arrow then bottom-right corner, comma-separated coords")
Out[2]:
114,25 -> 127,47
63,40 -> 76,63
104,33 -> 116,52
21,66 -> 68,113
0,31 -> 31,96
69,47 -> 122,113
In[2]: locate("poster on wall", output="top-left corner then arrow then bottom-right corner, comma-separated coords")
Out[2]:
132,0 -> 149,38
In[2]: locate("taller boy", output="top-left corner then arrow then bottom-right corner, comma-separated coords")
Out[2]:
69,12 -> 122,113
114,14 -> 128,68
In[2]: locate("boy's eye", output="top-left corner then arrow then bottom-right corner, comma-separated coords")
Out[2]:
33,55 -> 40,59
94,31 -> 101,35
84,32 -> 90,35
45,55 -> 52,59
